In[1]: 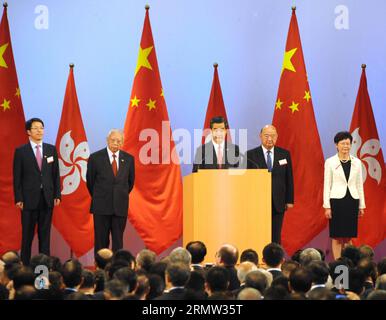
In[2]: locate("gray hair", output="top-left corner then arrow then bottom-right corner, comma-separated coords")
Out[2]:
299,248 -> 322,266
237,287 -> 262,300
375,274 -> 386,290
237,261 -> 258,284
107,128 -> 124,140
136,249 -> 157,271
169,247 -> 192,266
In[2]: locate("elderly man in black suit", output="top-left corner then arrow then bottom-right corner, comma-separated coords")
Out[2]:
86,129 -> 135,256
192,116 -> 240,172
245,125 -> 294,244
13,118 -> 61,265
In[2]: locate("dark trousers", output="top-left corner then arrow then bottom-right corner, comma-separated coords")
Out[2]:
272,208 -> 285,244
21,191 -> 52,266
93,214 -> 127,255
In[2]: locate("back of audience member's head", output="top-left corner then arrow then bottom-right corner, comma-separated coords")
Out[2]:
367,290 -> 386,300
206,266 -> 229,293
93,269 -> 105,293
136,249 -> 156,272
306,260 -> 329,285
134,274 -> 150,300
166,262 -> 191,287
169,247 -> 192,266
375,274 -> 386,290
14,285 -> 37,300
237,261 -> 258,284
316,248 -> 326,261
186,270 -> 206,293
217,244 -> 239,267
287,292 -> 307,300
104,279 -> 128,300
377,258 -> 386,276
62,259 -> 83,289
113,267 -> 137,292
357,258 -> 377,284
264,286 -> 289,300
299,248 -> 321,266
113,249 -> 136,269
0,284 -> 9,300
107,259 -> 130,280
291,250 -> 303,264
245,270 -> 268,293
347,268 -> 365,295
341,245 -> 361,267
3,263 -> 22,284
308,287 -> 336,300
186,241 -> 207,264
208,291 -> 234,300
80,269 -> 95,290
240,249 -> 259,266
237,287 -> 262,300
271,275 -> 290,293
329,258 -> 351,285
95,248 -> 113,270
147,274 -> 165,300
1,251 -> 21,265
49,271 -> 64,292
257,268 -> 273,288
262,243 -> 285,268
281,260 -> 300,278
65,292 -> 91,300
358,245 -> 375,260
289,267 -> 312,293
29,254 -> 50,272
48,256 -> 62,273
148,261 -> 168,284
12,266 -> 35,290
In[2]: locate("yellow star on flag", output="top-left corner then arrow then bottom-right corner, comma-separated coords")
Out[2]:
1,98 -> 11,111
146,98 -> 156,111
303,90 -> 311,102
131,95 -> 140,107
135,46 -> 153,76
15,87 -> 21,98
275,98 -> 283,110
0,43 -> 9,68
281,47 -> 297,75
160,88 -> 164,97
289,101 -> 299,113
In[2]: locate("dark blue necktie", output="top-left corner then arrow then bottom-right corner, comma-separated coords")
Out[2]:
267,150 -> 272,172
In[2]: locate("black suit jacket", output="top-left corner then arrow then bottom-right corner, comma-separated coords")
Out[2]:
86,148 -> 135,216
155,288 -> 187,300
13,142 -> 61,210
192,141 -> 240,173
245,146 -> 294,213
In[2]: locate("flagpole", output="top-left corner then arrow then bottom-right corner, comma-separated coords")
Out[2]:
69,62 -> 74,260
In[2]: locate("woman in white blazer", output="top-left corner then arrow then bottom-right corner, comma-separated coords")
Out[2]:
323,131 -> 365,259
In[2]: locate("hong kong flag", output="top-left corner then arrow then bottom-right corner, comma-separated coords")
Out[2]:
53,65 -> 94,257
350,65 -> 386,247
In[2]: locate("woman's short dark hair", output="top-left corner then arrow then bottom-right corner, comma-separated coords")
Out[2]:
334,131 -> 353,144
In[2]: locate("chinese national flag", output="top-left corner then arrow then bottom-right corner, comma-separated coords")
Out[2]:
202,63 -> 231,144
53,65 -> 94,257
349,65 -> 386,247
0,5 -> 27,255
272,8 -> 326,255
122,7 -> 182,254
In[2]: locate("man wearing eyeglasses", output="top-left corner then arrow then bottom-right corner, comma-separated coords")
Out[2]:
13,118 -> 61,265
192,116 -> 240,172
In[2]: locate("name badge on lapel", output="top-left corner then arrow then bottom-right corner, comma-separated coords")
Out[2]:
279,159 -> 287,166
47,156 -> 54,164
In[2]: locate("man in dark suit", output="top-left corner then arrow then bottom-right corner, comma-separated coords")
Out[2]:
245,125 -> 294,244
86,129 -> 135,256
155,262 -> 190,300
13,118 -> 61,266
192,116 -> 240,172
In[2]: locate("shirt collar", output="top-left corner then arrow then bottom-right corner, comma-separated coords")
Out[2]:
212,140 -> 225,150
262,145 -> 274,155
107,147 -> 120,159
310,284 -> 326,290
30,139 -> 43,149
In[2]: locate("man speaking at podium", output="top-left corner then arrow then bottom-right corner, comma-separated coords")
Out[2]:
192,116 -> 240,172
245,125 -> 294,244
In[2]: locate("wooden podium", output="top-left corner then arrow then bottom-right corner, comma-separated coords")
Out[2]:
183,169 -> 271,264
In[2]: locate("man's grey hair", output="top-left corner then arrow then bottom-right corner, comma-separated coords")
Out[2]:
375,274 -> 386,290
107,129 -> 124,140
136,249 -> 157,271
257,268 -> 273,288
169,247 -> 192,266
299,248 -> 322,266
237,261 -> 258,284
237,287 -> 262,300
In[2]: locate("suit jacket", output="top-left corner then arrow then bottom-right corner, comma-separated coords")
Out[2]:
323,154 -> 365,209
13,142 -> 61,210
86,148 -> 135,216
245,146 -> 294,213
192,141 -> 240,173
155,287 -> 187,300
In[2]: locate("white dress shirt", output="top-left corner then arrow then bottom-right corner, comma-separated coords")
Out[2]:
107,148 -> 120,170
212,140 -> 225,163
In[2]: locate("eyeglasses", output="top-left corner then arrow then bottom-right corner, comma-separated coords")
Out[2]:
30,127 -> 44,130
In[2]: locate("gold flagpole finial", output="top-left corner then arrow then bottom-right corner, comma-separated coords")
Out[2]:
213,62 -> 218,68
145,4 -> 150,10
361,64 -> 366,69
69,63 -> 75,68
3,2 -> 8,8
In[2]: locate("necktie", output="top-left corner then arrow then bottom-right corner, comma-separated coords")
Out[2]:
217,145 -> 223,169
267,150 -> 272,172
112,154 -> 118,176
36,145 -> 42,171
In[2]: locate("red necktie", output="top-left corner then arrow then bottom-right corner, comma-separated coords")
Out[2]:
112,154 -> 118,176
217,145 -> 223,169
36,145 -> 42,171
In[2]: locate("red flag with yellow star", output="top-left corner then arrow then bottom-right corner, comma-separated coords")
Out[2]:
122,7 -> 182,254
272,8 -> 326,255
349,65 -> 386,247
202,63 -> 232,144
0,4 -> 27,254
